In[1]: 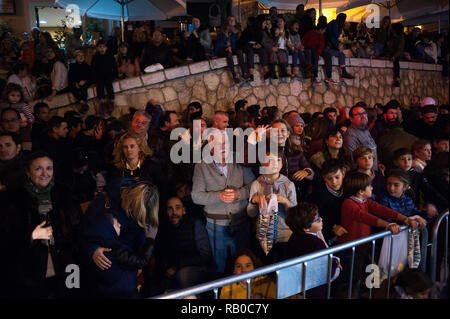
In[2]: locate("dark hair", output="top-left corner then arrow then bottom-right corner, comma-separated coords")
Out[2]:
34,102 -> 49,115
393,147 -> 412,161
323,107 -> 337,116
321,158 -> 345,176
336,13 -> 347,30
188,101 -> 203,114
343,171 -> 372,197
12,62 -> 27,75
421,106 -> 437,116
0,131 -> 21,145
47,116 -> 67,132
25,151 -> 53,171
64,110 -> 81,121
2,82 -> 23,101
1,107 -> 20,120
300,112 -> 312,124
232,248 -> 262,270
84,115 -> 102,131
385,99 -> 400,110
234,99 -> 247,113
247,104 -> 260,117
159,111 -> 177,128
386,168 -> 410,186
266,106 -> 280,123
286,202 -> 319,233
395,269 -> 432,297
349,102 -> 367,118
307,117 -> 334,141
71,147 -> 89,169
67,116 -> 83,130
96,39 -> 107,47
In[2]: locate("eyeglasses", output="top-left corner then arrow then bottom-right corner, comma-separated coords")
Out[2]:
2,118 -> 19,124
353,112 -> 368,118
307,214 -> 321,226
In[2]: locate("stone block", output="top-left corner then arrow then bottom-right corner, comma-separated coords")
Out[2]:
141,71 -> 166,86
399,61 -> 409,69
209,58 -> 228,70
436,64 -> 443,71
119,77 -> 142,91
165,66 -> 190,80
422,63 -> 436,71
204,73 -> 221,91
162,87 -> 178,102
370,59 -> 386,68
409,62 -> 423,70
49,94 -> 70,109
112,81 -> 122,93
189,61 -> 211,74
350,58 -> 370,67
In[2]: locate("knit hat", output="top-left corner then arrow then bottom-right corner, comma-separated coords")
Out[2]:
286,113 -> 305,127
421,97 -> 436,107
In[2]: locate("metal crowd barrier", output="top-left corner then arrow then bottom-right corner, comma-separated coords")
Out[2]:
430,211 -> 449,298
152,222 -> 443,300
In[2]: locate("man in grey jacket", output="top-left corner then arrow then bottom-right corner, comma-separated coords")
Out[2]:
192,132 -> 255,274
344,103 -> 379,170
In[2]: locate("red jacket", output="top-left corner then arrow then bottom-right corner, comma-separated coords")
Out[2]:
302,30 -> 325,55
339,197 -> 400,244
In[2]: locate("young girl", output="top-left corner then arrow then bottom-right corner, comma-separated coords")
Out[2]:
0,83 -> 34,126
339,171 -> 418,245
379,169 -> 428,226
271,119 -> 314,201
219,248 -> 276,299
116,42 -> 141,79
247,152 -> 297,250
411,139 -> 432,173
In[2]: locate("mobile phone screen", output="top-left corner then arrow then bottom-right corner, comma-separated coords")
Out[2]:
188,24 -> 195,33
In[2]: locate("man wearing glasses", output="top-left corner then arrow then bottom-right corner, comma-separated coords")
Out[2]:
343,102 -> 379,170
1,108 -> 22,135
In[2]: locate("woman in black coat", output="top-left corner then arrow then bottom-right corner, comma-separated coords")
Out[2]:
2,151 -> 82,298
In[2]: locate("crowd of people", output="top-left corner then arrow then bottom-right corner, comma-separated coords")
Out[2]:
0,85 -> 448,299
0,5 -> 448,109
0,4 -> 449,301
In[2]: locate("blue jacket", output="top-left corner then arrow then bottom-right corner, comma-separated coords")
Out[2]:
81,179 -> 148,297
215,31 -> 239,55
378,193 -> 432,223
326,20 -> 341,50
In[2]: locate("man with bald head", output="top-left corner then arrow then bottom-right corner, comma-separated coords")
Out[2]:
212,111 -> 229,131
129,110 -> 151,143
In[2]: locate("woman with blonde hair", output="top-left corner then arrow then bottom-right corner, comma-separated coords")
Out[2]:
109,132 -> 167,211
82,180 -> 160,298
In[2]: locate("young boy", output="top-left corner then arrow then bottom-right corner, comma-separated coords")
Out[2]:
247,152 -> 297,245
90,40 -> 118,103
69,50 -> 91,108
285,202 -> 341,299
392,148 -> 448,217
339,171 -> 417,245
308,159 -> 348,246
352,146 -> 385,202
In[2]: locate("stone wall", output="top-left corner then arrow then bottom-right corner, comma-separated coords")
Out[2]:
46,57 -> 449,119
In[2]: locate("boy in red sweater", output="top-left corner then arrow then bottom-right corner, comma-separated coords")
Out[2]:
339,171 -> 417,244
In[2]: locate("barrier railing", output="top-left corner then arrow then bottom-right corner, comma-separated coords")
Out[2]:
430,211 -> 449,298
152,224 -> 433,299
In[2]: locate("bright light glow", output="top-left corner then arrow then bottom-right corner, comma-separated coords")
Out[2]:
416,25 -> 422,29
321,8 -> 336,22
40,20 -> 47,24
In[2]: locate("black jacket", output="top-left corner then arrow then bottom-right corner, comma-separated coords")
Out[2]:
1,182 -> 81,298
68,61 -> 91,85
308,185 -> 344,244
91,52 -> 118,81
154,214 -> 211,276
141,42 -> 174,69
